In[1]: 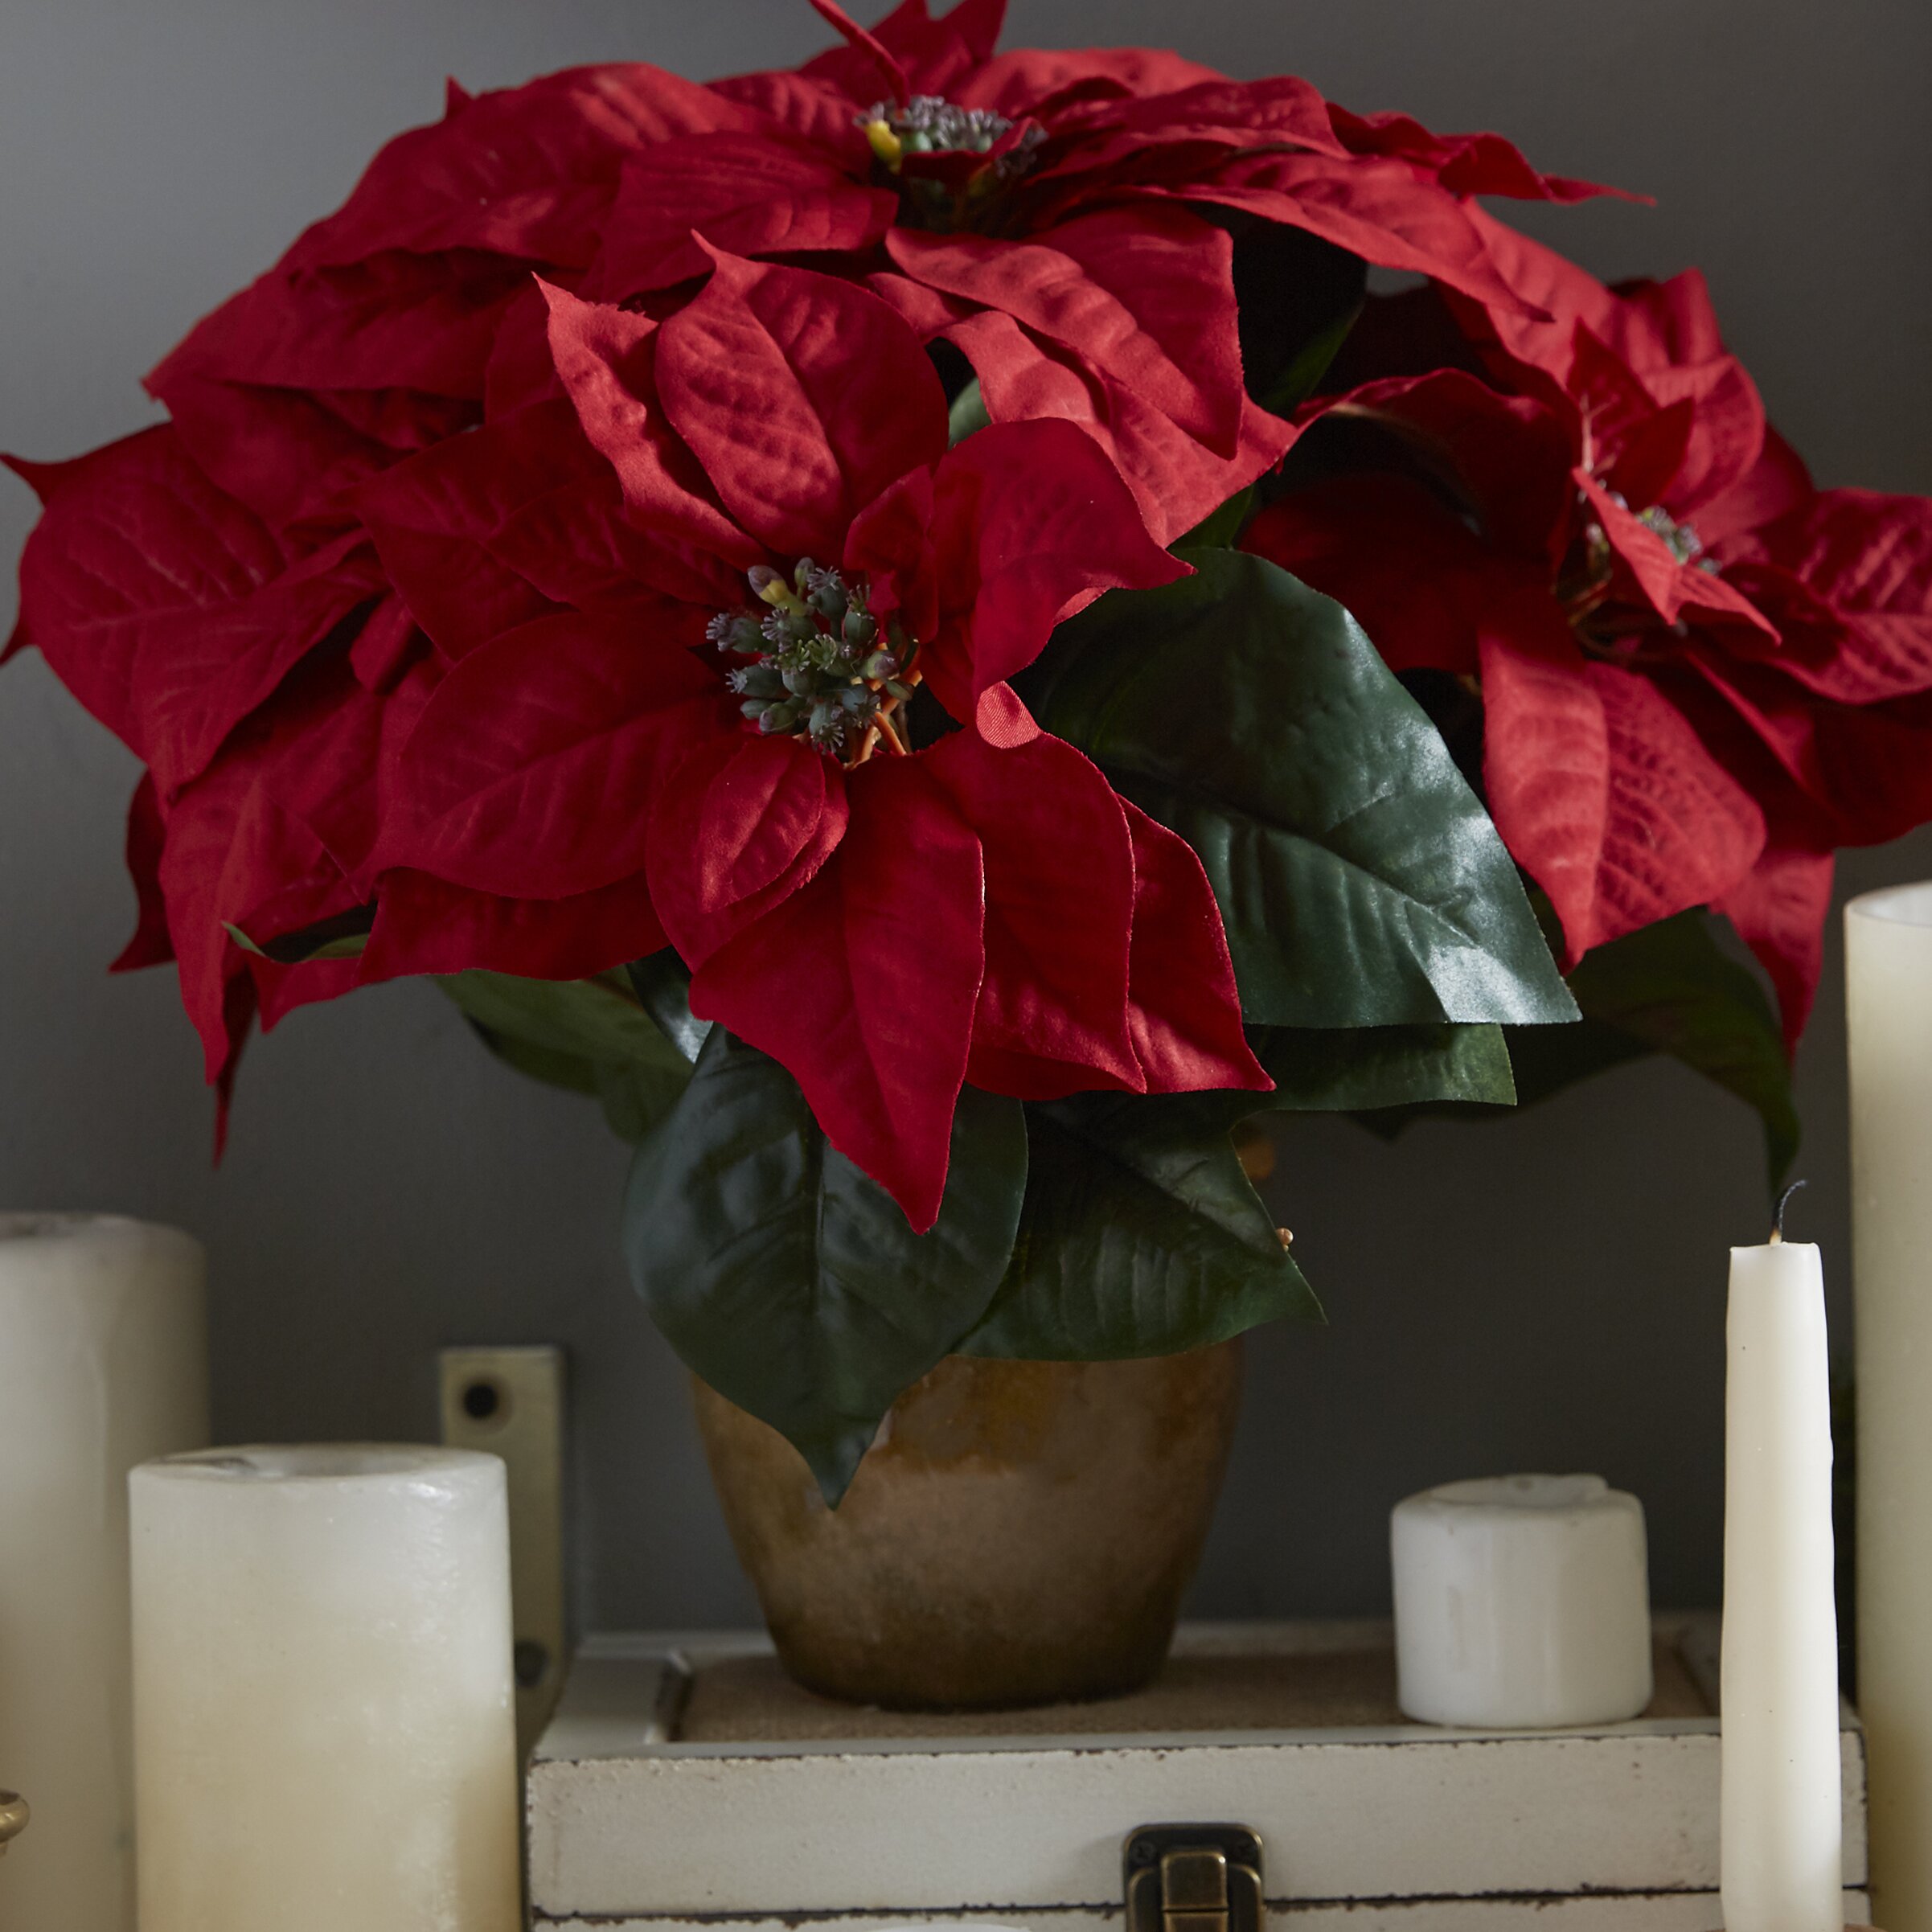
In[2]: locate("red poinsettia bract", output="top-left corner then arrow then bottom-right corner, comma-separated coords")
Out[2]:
1245,221 -> 1932,1042
360,250 -> 1266,1226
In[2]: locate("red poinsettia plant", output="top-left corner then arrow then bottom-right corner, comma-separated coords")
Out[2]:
10,0 -> 1930,1495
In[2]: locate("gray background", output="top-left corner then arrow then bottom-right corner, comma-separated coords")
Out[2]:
2,0 -> 1928,1631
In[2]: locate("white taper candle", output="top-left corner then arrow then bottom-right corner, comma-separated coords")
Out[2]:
1721,1236 -> 1842,1932
1848,881 -> 1932,1932
129,1445 -> 522,1932
0,1213 -> 207,1932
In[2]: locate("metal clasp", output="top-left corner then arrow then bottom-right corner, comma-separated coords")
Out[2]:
0,1792 -> 28,1859
1124,1824 -> 1265,1932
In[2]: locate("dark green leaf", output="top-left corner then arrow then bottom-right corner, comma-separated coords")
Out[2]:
1256,294 -> 1364,417
625,1027 -> 1028,1502
1033,549 -> 1578,1031
954,1090 -> 1319,1362
437,970 -> 692,1141
1564,910 -> 1799,1189
946,376 -> 990,445
1252,1023 -> 1516,1111
626,950 -> 712,1064
1179,486 -> 1255,552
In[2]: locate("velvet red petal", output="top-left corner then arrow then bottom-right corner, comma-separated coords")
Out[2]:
690,755 -> 986,1233
1117,801 -> 1270,1095
284,64 -> 747,272
113,775 -> 176,973
1715,841 -> 1834,1052
591,136 -> 896,299
377,610 -> 726,899
918,418 -> 1183,719
359,868 -> 668,987
1327,105 -> 1632,204
958,47 -> 1224,119
889,205 -> 1245,457
646,732 -> 851,968
644,250 -> 948,562
1243,473 -> 1524,677
8,427 -> 385,794
924,724 -> 1142,1097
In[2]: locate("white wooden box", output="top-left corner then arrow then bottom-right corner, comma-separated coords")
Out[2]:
527,1618 -> 1868,1931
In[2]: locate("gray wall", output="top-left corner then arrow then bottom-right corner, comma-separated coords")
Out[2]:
3,0 -> 1929,1631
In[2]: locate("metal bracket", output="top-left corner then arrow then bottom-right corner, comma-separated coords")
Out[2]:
439,1346 -> 567,1756
1124,1824 -> 1265,1932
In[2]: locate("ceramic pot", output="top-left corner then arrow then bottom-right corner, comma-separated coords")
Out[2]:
691,1342 -> 1243,1711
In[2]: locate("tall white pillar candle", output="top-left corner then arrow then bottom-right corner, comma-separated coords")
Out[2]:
1848,882 -> 1932,1932
0,1214 -> 207,1932
130,1446 -> 522,1932
1721,1237 -> 1842,1932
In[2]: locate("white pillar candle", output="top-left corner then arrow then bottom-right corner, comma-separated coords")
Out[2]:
1721,1236 -> 1842,1932
1391,1474 -> 1652,1728
130,1446 -> 521,1932
1848,882 -> 1932,1932
0,1213 -> 207,1932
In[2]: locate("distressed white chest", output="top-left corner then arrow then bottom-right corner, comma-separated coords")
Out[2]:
527,1618 -> 1868,1930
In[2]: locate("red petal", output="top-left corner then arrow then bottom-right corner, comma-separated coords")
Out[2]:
691,755 -> 986,1233
1715,843 -> 1833,1052
1328,105 -> 1635,204
959,48 -> 1224,118
922,303 -> 1292,546
652,248 -> 948,560
149,251 -> 527,404
647,733 -> 850,968
591,136 -> 895,299
889,205 -> 1245,457
1118,800 -> 1270,1094
925,724 -> 1141,1096
1483,616 -> 1766,959
10,426 -> 385,794
1243,472 -> 1523,677
361,869 -> 668,986
112,775 -> 175,973
1477,594 -> 1610,965
916,418 -> 1183,718
377,610 -> 725,899
284,64 -> 746,271
802,0 -> 912,105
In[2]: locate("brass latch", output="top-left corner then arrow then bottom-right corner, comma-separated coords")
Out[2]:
1124,1824 -> 1265,1932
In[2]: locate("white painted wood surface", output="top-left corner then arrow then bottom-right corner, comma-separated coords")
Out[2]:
528,1620 -> 1868,1930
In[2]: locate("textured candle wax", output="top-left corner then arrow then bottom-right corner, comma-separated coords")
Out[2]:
1848,882 -> 1932,1932
1722,1240 -> 1841,1932
0,1214 -> 207,1932
1391,1474 -> 1652,1729
130,1446 -> 520,1932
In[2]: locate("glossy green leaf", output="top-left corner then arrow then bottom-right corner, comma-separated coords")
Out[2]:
954,1090 -> 1319,1362
437,969 -> 692,1140
625,1026 -> 1028,1502
1256,294 -> 1364,417
1561,910 -> 1799,1189
1179,486 -> 1255,552
1034,549 -> 1577,1031
946,376 -> 991,445
1253,1023 -> 1516,1111
626,950 -> 712,1064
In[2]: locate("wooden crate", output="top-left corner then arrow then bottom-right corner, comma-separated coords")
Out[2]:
527,1617 -> 1868,1930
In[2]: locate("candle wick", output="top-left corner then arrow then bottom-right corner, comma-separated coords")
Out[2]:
1772,1177 -> 1809,1244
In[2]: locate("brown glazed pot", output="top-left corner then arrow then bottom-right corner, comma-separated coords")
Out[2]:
691,1342 -> 1243,1711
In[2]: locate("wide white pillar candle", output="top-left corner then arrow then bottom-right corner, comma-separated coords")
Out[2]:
1391,1474 -> 1652,1728
0,1214 -> 207,1932
1721,1237 -> 1842,1932
130,1446 -> 521,1932
1848,882 -> 1932,1932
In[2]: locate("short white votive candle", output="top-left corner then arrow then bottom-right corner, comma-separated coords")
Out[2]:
1392,1474 -> 1653,1728
130,1445 -> 521,1932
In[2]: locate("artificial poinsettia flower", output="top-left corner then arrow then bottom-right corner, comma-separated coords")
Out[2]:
1245,236 -> 1932,1042
360,249 -> 1265,1227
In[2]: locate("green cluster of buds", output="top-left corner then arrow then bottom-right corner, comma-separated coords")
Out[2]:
858,96 -> 1047,231
707,560 -> 916,759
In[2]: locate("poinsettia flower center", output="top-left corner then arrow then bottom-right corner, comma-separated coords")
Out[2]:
707,560 -> 921,765
1561,487 -> 1721,656
858,96 -> 1046,232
